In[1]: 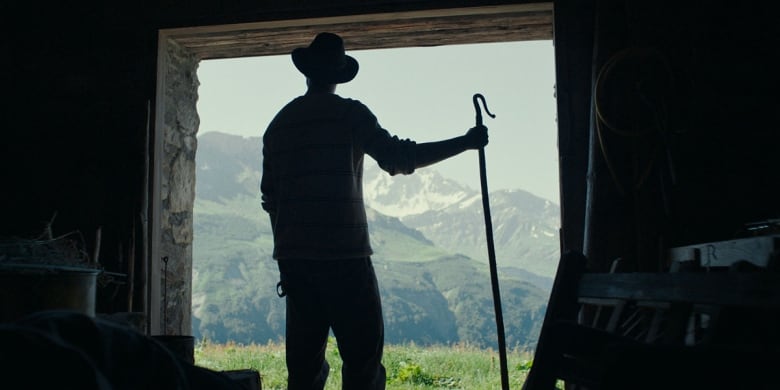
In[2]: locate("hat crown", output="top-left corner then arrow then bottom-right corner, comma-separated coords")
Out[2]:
307,33 -> 347,69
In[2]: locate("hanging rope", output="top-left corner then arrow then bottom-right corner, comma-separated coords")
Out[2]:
593,47 -> 675,196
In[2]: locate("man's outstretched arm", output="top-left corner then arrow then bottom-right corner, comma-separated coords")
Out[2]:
414,125 -> 489,169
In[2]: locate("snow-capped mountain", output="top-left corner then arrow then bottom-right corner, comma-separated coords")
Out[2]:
362,160 -> 475,217
363,158 -> 561,277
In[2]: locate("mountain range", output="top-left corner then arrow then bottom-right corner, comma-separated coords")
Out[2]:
192,131 -> 561,350
363,162 -> 561,279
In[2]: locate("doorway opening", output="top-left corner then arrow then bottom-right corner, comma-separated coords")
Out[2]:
154,3 -> 554,339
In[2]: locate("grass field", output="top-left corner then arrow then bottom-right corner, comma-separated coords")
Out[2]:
194,338 -> 556,389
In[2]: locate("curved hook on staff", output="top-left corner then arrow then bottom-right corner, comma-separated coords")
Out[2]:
473,93 -> 496,126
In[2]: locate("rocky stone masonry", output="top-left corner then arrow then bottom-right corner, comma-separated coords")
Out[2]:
160,38 -> 199,335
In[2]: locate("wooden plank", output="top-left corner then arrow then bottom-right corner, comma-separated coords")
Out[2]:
578,272 -> 780,309
669,234 -> 780,268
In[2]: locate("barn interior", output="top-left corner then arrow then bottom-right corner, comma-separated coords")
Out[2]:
1,0 -> 778,389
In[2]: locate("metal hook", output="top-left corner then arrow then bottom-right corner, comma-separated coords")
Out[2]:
473,93 -> 496,126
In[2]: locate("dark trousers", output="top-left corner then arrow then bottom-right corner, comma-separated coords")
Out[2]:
277,257 -> 386,390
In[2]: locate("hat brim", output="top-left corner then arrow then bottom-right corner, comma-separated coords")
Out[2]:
292,48 -> 359,84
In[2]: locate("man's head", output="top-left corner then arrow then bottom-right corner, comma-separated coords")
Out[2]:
292,32 -> 359,85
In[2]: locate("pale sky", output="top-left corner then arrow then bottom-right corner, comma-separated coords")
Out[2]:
196,40 -> 560,204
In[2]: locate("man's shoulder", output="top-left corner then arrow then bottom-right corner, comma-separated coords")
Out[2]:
330,94 -> 368,108
336,96 -> 375,117
267,94 -> 373,130
305,94 -> 375,119
284,93 -> 364,109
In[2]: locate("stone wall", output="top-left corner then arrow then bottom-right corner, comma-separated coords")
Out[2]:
159,38 -> 200,335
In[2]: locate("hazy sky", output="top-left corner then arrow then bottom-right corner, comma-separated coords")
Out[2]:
196,39 -> 560,204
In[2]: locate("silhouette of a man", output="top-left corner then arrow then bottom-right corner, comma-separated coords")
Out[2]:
261,32 -> 488,390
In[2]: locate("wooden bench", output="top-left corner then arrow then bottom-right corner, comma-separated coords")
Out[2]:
522,251 -> 780,390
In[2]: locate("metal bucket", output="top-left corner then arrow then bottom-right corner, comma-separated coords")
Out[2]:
0,263 -> 99,323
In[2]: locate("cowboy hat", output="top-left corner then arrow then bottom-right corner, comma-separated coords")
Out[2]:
292,32 -> 359,84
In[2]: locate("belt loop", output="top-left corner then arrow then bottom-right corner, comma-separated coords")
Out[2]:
276,281 -> 287,297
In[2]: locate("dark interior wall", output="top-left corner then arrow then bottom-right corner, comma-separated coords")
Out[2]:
3,10 -> 143,239
581,1 -> 780,271
2,3 -> 158,312
666,3 -> 780,242
552,0 -> 594,256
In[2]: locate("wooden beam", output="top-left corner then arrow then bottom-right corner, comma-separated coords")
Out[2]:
161,4 -> 553,60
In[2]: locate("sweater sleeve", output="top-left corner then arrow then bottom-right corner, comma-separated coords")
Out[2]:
352,101 -> 417,176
